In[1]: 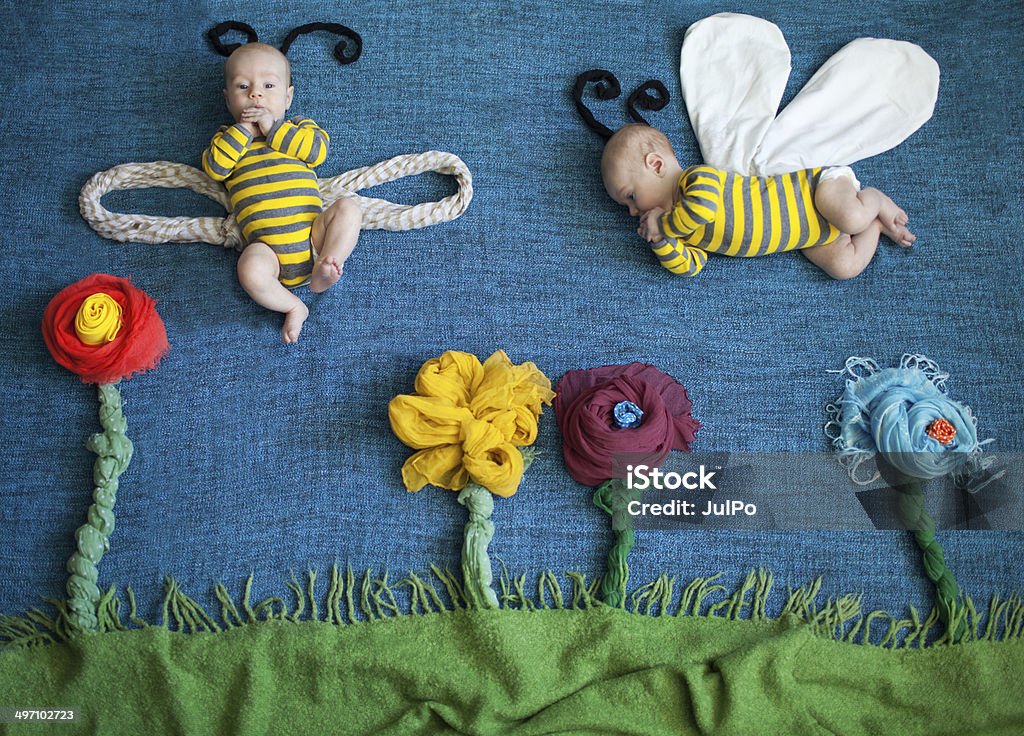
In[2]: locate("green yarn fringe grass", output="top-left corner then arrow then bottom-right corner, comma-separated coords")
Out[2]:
2,566 -> 1023,652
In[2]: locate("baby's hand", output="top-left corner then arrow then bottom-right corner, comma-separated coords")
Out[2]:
237,121 -> 260,137
637,207 -> 666,243
240,107 -> 277,136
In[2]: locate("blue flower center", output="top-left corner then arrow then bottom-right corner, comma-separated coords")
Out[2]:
613,400 -> 644,429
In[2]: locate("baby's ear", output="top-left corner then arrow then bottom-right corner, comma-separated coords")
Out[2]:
645,152 -> 664,175
286,85 -> 294,109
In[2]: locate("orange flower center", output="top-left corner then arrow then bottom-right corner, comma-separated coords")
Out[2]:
925,418 -> 957,445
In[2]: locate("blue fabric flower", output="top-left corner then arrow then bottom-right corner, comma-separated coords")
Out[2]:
826,355 -> 982,484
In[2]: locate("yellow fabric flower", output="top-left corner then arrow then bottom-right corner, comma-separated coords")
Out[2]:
389,350 -> 554,496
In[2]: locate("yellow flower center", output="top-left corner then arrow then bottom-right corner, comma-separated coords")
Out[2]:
74,293 -> 124,345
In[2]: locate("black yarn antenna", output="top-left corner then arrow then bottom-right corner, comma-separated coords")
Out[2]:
573,69 -> 622,141
280,23 -> 363,65
207,21 -> 259,57
626,80 -> 669,126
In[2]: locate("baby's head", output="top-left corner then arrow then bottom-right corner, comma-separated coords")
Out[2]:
601,124 -> 683,217
223,43 -> 294,123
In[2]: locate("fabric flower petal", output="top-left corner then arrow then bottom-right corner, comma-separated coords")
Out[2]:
461,419 -> 524,497
507,405 -> 540,446
414,351 -> 484,407
401,445 -> 470,492
470,382 -> 516,423
471,406 -> 519,444
475,350 -> 555,418
388,394 -> 475,450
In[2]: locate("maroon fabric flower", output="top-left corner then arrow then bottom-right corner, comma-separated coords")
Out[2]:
554,363 -> 700,486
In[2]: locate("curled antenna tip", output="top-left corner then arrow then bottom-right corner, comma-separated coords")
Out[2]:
573,69 -> 621,141
626,80 -> 670,126
279,22 -> 363,65
207,21 -> 259,57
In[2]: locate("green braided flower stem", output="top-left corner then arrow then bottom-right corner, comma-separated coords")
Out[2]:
896,479 -> 966,641
593,479 -> 636,608
65,383 -> 134,632
455,451 -> 537,610
457,482 -> 499,609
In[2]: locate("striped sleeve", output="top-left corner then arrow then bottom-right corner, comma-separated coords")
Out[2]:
649,240 -> 708,277
201,124 -> 253,181
662,165 -> 724,241
264,116 -> 330,167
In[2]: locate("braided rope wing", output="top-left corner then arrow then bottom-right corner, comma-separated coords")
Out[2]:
79,161 -> 243,248
319,151 -> 473,231
79,152 -> 474,250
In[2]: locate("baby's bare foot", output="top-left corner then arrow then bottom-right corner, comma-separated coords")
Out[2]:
310,257 -> 343,293
281,303 -> 309,344
877,194 -> 916,247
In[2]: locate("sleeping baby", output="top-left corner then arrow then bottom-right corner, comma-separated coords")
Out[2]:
202,42 -> 361,343
601,124 -> 915,280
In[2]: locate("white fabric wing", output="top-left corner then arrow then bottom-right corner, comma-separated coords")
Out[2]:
679,13 -> 941,176
752,38 -> 940,175
679,13 -> 790,174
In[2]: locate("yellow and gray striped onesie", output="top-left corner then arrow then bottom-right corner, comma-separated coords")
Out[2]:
654,165 -> 841,277
202,117 -> 330,288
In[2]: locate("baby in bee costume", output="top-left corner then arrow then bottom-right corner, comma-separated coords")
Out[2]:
590,13 -> 939,280
79,26 -> 473,345
602,126 -> 914,280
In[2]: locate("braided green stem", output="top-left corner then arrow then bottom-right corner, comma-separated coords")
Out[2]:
593,479 -> 635,608
457,483 -> 499,609
896,479 -> 966,641
455,450 -> 537,610
66,383 -> 133,632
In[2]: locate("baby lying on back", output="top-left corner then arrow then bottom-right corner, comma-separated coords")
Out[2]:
601,124 -> 915,280
202,42 -> 362,343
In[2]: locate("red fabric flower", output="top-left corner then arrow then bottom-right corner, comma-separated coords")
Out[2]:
554,363 -> 700,486
42,274 -> 169,384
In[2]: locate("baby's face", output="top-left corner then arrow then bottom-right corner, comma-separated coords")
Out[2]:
223,47 -> 294,125
603,155 -> 674,218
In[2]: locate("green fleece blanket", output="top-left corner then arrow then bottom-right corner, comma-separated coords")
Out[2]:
2,571 -> 1023,735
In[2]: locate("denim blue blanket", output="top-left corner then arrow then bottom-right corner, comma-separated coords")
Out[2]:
1,0 -> 1022,623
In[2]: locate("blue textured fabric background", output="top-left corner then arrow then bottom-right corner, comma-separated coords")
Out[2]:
1,0 -> 1022,624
